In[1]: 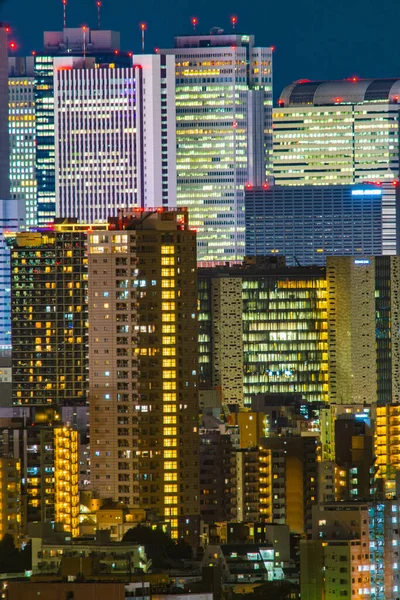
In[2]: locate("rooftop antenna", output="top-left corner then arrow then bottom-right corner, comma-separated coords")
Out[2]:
191,17 -> 198,32
96,1 -> 101,30
82,25 -> 87,59
140,23 -> 146,54
231,15 -> 237,30
62,0 -> 67,28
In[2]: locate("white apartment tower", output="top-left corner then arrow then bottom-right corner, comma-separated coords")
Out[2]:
160,31 -> 273,262
54,54 -> 176,222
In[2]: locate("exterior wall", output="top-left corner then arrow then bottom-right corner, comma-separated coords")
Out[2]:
0,456 -> 20,540
8,72 -> 37,227
327,257 -> 377,404
7,583 -> 125,600
273,104 -> 400,186
245,183 -> 391,265
161,36 -> 273,261
0,26 -> 10,199
211,277 -> 244,406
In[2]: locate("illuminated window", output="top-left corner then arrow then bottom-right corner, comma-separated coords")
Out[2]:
163,393 -> 176,402
164,439 -> 177,447
161,268 -> 174,277
164,495 -> 178,505
163,359 -> 176,368
163,405 -> 177,413
163,415 -> 177,424
162,280 -> 175,288
163,427 -> 177,436
161,246 -> 175,255
164,484 -> 178,493
162,348 -> 176,356
162,291 -> 175,300
162,303 -> 176,311
161,257 -> 175,266
163,370 -> 176,379
163,381 -> 176,391
162,314 -> 176,322
162,336 -> 176,345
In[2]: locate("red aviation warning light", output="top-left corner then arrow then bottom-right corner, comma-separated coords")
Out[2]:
140,23 -> 146,53
9,41 -> 17,52
231,16 -> 237,30
191,17 -> 198,32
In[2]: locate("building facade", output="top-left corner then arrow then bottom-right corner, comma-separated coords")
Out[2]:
326,256 -> 400,405
274,78 -> 400,186
199,259 -> 328,406
88,209 -> 199,542
161,32 -> 273,261
8,222 -> 95,408
0,24 -> 10,199
245,182 -> 399,265
54,54 -> 176,222
34,27 -> 131,225
8,58 -> 37,227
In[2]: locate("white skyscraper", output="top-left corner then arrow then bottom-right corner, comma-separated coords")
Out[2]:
54,54 -> 176,222
160,31 -> 273,262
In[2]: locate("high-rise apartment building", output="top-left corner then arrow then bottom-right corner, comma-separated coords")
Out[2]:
88,209 -> 199,542
8,221 -> 98,408
8,58 -> 37,227
326,256 -> 400,404
0,456 -> 20,541
0,24 -> 10,199
199,258 -> 328,406
245,182 -> 399,265
161,32 -> 273,261
274,79 -> 400,185
34,27 -> 131,225
54,54 -> 176,222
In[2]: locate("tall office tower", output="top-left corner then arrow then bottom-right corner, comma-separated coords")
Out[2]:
9,58 -> 37,227
245,182 -> 399,265
54,54 -> 176,222
274,78 -> 400,185
198,258 -> 328,406
326,256 -> 400,404
301,500 -> 400,600
160,32 -> 273,261
35,27 -> 131,226
0,24 -> 10,199
88,209 -> 199,542
8,221 -> 97,408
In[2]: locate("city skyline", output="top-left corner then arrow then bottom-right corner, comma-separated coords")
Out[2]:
2,0 -> 400,101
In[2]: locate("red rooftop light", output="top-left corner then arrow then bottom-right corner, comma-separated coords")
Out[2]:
245,183 -> 252,189
392,180 -> 399,186
263,183 -> 269,189
335,97 -> 343,103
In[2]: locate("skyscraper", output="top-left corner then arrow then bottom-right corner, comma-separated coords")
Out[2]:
9,57 -> 37,227
326,255 -> 400,404
274,79 -> 400,185
244,182 -> 399,265
0,23 -> 10,199
8,221 -> 95,408
161,31 -> 273,261
88,209 -> 199,542
199,258 -> 328,406
54,54 -> 176,222
34,27 -> 131,225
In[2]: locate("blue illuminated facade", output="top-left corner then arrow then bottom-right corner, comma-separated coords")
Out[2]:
245,183 -> 400,266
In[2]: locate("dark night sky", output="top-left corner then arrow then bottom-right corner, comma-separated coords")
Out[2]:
1,0 -> 399,100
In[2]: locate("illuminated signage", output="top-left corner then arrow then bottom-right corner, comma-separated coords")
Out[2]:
354,259 -> 370,265
351,189 -> 382,196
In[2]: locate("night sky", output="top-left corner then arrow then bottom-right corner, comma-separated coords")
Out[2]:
1,0 -> 399,99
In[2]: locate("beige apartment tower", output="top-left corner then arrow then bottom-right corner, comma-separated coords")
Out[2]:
88,209 -> 199,542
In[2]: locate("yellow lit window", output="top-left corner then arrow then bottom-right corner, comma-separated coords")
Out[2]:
164,427 -> 177,436
163,393 -> 176,401
164,457 -> 177,466
161,268 -> 174,277
163,359 -> 176,368
164,495 -> 178,505
163,381 -> 176,391
164,508 -> 171,516
162,336 -> 176,345
162,348 -> 176,356
162,325 -> 176,334
161,246 -> 175,255
162,303 -> 176,311
162,291 -> 175,300
163,415 -> 177,424
163,405 -> 177,413
162,314 -> 176,322
164,438 -> 177,447
161,257 -> 175,266
170,507 -> 178,516
164,484 -> 178,493
163,370 -> 176,379
170,519 -> 178,528
162,280 -> 175,288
